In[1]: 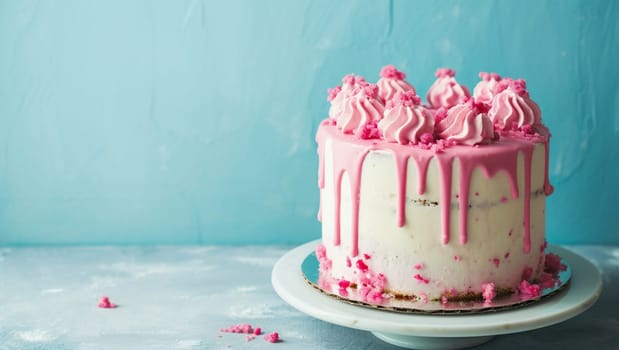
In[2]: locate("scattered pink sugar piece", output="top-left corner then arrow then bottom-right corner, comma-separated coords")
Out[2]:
220,323 -> 254,334
544,253 -> 566,275
356,259 -> 368,272
418,293 -> 428,304
500,196 -> 508,203
491,257 -> 500,268
504,252 -> 510,259
413,263 -> 424,270
338,288 -> 349,297
413,274 -> 430,284
254,327 -> 261,336
98,296 -> 117,309
346,256 -> 352,267
518,280 -> 541,298
454,255 -> 462,262
338,279 -> 351,289
481,282 -> 496,303
363,253 -> 371,260
441,296 -> 448,305
264,332 -> 280,343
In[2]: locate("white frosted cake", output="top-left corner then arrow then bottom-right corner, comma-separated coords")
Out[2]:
315,66 -> 555,304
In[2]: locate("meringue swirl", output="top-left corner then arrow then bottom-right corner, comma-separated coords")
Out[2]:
436,100 -> 495,146
473,72 -> 501,104
378,92 -> 433,145
336,85 -> 385,135
426,68 -> 470,109
488,80 -> 541,131
377,65 -> 416,103
328,74 -> 369,120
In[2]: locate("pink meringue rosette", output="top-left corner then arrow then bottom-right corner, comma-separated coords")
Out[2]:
376,65 -> 416,103
378,91 -> 434,145
473,72 -> 502,104
426,68 -> 471,109
488,79 -> 542,131
328,74 -> 369,120
436,98 -> 495,146
336,84 -> 385,135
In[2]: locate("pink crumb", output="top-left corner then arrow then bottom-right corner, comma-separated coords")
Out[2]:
220,323 -> 254,334
356,259 -> 368,272
363,253 -> 371,260
264,332 -> 280,343
491,258 -> 500,268
254,327 -> 261,336
413,274 -> 430,284
454,255 -> 462,262
418,293 -> 428,304
441,296 -> 448,305
346,256 -> 352,268
481,282 -> 496,303
545,253 -> 566,275
518,280 -> 541,298
98,296 -> 117,309
413,263 -> 424,270
500,196 -> 508,203
504,252 -> 510,259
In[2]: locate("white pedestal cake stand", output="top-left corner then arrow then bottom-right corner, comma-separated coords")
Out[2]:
271,240 -> 602,350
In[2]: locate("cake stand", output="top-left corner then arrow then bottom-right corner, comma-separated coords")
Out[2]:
271,240 -> 602,350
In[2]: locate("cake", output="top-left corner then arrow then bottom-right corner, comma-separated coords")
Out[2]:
315,65 -> 555,304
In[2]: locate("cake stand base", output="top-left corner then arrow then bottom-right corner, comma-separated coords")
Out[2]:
371,332 -> 494,349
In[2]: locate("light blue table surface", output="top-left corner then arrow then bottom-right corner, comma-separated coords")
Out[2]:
0,244 -> 617,349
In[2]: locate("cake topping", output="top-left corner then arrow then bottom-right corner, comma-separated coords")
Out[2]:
327,74 -> 370,120
473,72 -> 502,104
435,98 -> 495,146
377,65 -> 417,103
335,84 -> 385,135
488,78 -> 542,131
378,91 -> 434,145
426,68 -> 470,109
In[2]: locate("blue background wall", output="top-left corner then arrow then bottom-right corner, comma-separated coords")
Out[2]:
0,0 -> 617,245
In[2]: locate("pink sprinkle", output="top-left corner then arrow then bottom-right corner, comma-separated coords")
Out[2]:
510,79 -> 529,97
494,78 -> 512,94
380,64 -> 407,80
264,332 -> 280,343
413,263 -> 424,270
454,255 -> 462,262
338,288 -> 348,297
419,132 -> 434,145
481,282 -> 496,303
491,258 -> 500,268
338,279 -> 351,289
418,293 -> 428,304
342,74 -> 366,86
522,267 -> 533,281
346,256 -> 352,268
356,121 -> 381,140
413,274 -> 430,284
363,253 -> 371,260
388,91 -> 421,108
327,86 -> 341,102
220,323 -> 254,334
545,253 -> 566,275
518,280 -> 541,298
435,67 -> 456,78
475,192 -> 479,196
441,296 -> 448,305
466,97 -> 491,114
254,327 -> 262,336
504,252 -> 510,259
98,296 -> 117,309
368,290 -> 384,303
315,244 -> 327,261
360,84 -> 379,99
500,196 -> 508,203
356,259 -> 368,272
539,272 -> 556,289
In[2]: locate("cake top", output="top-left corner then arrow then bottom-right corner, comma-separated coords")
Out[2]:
326,65 -> 548,148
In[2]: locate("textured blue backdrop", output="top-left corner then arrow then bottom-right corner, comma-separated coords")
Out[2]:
0,0 -> 617,245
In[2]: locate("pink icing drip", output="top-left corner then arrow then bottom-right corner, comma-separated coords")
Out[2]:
316,122 -> 550,257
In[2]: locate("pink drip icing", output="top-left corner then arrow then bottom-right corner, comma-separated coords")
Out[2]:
316,122 -> 550,257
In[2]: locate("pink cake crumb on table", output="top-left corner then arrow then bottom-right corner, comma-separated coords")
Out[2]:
518,280 -> 541,299
97,296 -> 117,309
264,332 -> 280,343
220,323 -> 254,334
